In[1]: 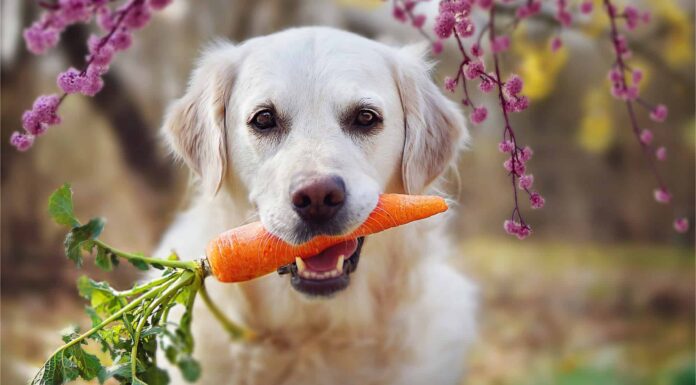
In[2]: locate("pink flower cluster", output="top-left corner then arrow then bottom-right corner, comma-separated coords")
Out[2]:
12,0 -> 172,151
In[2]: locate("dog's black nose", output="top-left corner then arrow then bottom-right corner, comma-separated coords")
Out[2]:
290,174 -> 346,223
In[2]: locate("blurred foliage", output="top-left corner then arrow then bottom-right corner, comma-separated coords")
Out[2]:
650,0 -> 694,67
513,28 -> 569,101
577,87 -> 615,153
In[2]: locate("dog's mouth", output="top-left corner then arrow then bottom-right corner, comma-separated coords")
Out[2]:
277,237 -> 365,297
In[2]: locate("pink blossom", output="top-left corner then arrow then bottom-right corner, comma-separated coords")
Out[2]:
639,129 -> 653,145
550,36 -> 563,52
434,11 -> 456,39
464,60 -> 484,80
504,157 -> 526,176
504,74 -> 523,96
504,220 -> 531,240
631,69 -> 643,84
506,96 -> 530,113
492,35 -> 510,53
655,146 -> 667,161
477,0 -> 493,10
624,5 -> 640,30
96,6 -> 117,30
59,0 -> 92,23
455,19 -> 475,37
57,68 -> 85,94
21,111 -> 46,136
470,106 -> 488,125
615,34 -> 631,58
23,23 -> 60,54
88,35 -> 114,66
123,2 -> 151,29
439,0 -> 470,14
432,40 -> 444,55
31,94 -> 61,125
10,132 -> 35,151
556,10 -> 572,27
21,94 -> 61,135
81,70 -> 105,96
149,0 -> 173,10
649,104 -> 668,122
479,76 -> 494,93
530,192 -> 545,209
520,146 -> 534,162
653,188 -> 671,204
444,76 -> 457,92
412,14 -> 426,29
471,43 -> 483,57
580,1 -> 593,14
516,1 -> 541,19
608,68 -> 623,82
110,30 -> 133,51
673,218 -> 689,234
403,0 -> 416,12
518,174 -> 534,190
498,140 -> 514,153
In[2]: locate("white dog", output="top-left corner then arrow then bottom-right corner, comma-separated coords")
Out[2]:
154,27 -> 477,385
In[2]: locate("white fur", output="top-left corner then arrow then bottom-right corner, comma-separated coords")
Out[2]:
155,27 -> 476,385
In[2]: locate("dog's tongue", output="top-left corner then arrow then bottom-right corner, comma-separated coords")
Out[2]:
303,239 -> 358,272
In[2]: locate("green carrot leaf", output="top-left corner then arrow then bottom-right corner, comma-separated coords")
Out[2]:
95,247 -> 113,271
177,356 -> 201,382
64,218 -> 105,268
48,183 -> 79,228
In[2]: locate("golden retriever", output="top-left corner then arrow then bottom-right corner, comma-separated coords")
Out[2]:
155,26 -> 477,385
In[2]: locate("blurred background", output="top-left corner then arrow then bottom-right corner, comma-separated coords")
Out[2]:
1,0 -> 693,384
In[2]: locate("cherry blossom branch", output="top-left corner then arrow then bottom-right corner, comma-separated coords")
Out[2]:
10,0 -> 172,151
601,0 -> 688,233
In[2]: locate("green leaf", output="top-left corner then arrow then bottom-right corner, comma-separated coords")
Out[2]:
64,218 -> 105,268
177,356 -> 201,382
31,355 -> 64,385
66,344 -> 102,380
95,247 -> 113,271
141,365 -> 170,385
48,183 -> 79,228
129,253 -> 150,271
76,276 -> 123,317
97,362 -> 130,384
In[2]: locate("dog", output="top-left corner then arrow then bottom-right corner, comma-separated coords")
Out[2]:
154,26 -> 477,385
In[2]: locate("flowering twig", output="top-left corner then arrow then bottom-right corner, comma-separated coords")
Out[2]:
601,0 -> 688,233
10,0 -> 172,151
395,0 -> 543,239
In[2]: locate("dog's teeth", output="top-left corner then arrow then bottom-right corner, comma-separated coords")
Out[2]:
330,270 -> 338,278
295,257 -> 306,273
336,255 -> 344,273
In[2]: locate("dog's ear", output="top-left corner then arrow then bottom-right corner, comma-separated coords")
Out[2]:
163,41 -> 238,194
393,44 -> 469,194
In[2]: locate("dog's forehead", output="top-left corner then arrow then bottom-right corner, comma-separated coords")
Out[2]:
236,28 -> 396,107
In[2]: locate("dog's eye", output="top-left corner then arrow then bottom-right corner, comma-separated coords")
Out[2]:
251,110 -> 276,131
353,109 -> 380,128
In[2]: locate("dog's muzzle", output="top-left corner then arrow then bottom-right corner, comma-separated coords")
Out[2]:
277,237 -> 365,297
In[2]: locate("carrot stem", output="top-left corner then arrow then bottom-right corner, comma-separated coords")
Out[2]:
94,240 -> 199,270
198,282 -> 253,341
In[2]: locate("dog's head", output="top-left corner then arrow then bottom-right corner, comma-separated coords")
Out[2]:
164,27 -> 467,297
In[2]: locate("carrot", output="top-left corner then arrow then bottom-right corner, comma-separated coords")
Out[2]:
206,194 -> 448,282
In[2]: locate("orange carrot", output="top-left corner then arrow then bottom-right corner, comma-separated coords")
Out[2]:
206,194 -> 447,282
